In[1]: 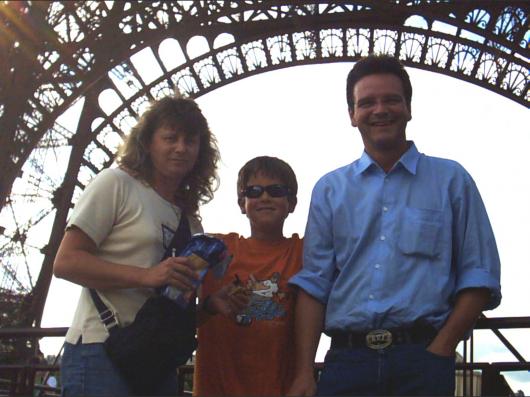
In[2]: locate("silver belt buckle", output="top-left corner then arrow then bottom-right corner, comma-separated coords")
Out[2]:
366,329 -> 392,349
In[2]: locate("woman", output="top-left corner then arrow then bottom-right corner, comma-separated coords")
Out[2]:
54,96 -> 220,396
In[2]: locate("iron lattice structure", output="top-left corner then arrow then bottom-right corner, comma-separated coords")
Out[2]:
0,1 -> 528,331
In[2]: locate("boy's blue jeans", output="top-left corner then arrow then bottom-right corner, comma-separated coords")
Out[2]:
316,343 -> 455,396
61,341 -> 178,397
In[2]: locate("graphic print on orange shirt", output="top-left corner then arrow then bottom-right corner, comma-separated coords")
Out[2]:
235,272 -> 288,326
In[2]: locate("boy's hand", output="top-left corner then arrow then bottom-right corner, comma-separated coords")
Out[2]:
206,282 -> 250,318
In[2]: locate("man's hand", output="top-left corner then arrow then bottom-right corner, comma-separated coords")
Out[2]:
427,288 -> 490,358
287,290 -> 324,396
287,371 -> 317,397
426,340 -> 456,358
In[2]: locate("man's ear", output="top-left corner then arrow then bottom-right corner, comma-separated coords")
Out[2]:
349,109 -> 358,127
238,197 -> 246,214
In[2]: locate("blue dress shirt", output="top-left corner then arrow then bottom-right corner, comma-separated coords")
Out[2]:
290,143 -> 501,332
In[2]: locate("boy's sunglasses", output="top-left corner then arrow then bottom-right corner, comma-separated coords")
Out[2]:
241,184 -> 291,199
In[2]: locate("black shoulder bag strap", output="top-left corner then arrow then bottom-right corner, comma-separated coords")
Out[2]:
89,214 -> 192,332
161,214 -> 191,260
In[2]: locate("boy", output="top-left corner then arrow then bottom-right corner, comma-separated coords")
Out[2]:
194,156 -> 303,396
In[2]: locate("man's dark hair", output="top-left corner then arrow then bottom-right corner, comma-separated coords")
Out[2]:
237,156 -> 298,203
346,54 -> 412,113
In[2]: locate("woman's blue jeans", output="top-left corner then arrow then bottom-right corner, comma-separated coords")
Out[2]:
316,343 -> 455,396
61,341 -> 178,396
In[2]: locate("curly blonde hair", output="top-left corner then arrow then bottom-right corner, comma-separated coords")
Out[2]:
116,96 -> 219,215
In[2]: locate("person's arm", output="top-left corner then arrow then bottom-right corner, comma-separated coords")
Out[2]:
287,180 -> 336,396
427,287 -> 490,356
53,226 -> 197,290
287,289 -> 325,397
428,168 -> 502,356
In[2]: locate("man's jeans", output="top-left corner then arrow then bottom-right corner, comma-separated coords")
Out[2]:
316,343 -> 455,396
61,341 -> 178,397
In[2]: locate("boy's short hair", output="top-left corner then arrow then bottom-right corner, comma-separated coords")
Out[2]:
346,54 -> 413,113
237,156 -> 298,201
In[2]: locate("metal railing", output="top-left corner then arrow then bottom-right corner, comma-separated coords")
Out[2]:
0,327 -> 65,396
459,315 -> 530,396
1,317 -> 529,396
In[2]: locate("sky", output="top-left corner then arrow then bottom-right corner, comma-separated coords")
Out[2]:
40,63 -> 529,392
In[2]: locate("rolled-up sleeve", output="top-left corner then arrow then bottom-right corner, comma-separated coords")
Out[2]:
289,179 -> 337,304
452,170 -> 501,310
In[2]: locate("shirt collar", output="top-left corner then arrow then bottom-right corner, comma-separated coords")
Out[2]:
355,151 -> 374,175
398,142 -> 420,175
354,141 -> 420,176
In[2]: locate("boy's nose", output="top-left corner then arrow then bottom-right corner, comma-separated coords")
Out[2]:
259,191 -> 273,200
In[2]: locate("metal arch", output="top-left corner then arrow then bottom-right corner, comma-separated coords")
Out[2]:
0,1 -> 528,327
1,0 -> 528,208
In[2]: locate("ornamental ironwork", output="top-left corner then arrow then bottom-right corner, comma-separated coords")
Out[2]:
0,1 -> 528,329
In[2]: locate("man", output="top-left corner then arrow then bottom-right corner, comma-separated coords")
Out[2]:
288,55 -> 501,396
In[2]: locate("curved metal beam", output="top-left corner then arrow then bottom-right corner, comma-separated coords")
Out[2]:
1,1 -> 528,210
0,0 -> 528,326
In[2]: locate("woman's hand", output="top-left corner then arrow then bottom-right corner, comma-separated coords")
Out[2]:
144,256 -> 198,290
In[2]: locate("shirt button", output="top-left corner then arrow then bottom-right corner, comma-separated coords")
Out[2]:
375,264 -> 381,269
369,294 -> 374,300
383,206 -> 388,212
380,235 -> 386,241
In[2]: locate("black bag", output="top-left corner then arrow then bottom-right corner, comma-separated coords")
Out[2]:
103,296 -> 196,394
89,215 -> 196,395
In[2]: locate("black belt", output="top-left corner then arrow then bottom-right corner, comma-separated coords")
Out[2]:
329,324 -> 437,350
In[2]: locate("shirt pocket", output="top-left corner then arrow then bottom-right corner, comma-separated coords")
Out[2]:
398,207 -> 443,258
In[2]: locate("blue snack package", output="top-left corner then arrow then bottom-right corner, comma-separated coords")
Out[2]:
161,234 -> 231,307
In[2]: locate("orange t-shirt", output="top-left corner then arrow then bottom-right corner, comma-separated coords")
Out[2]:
193,233 -> 303,396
